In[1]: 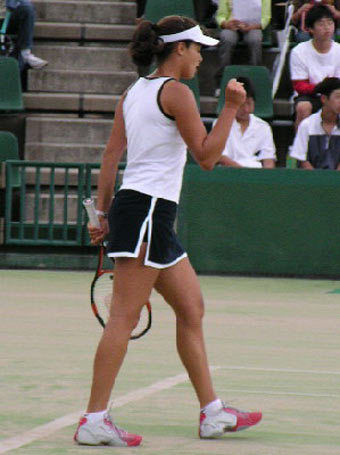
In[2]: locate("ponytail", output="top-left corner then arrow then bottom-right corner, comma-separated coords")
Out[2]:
129,20 -> 164,67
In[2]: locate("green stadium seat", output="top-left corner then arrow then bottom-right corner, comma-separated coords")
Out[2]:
216,65 -> 273,119
144,0 -> 196,22
0,131 -> 20,188
0,57 -> 24,112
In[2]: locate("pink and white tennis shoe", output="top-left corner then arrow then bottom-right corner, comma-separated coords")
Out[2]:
199,404 -> 262,438
74,413 -> 142,447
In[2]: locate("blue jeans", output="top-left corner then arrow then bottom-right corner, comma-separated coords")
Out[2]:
7,0 -> 35,50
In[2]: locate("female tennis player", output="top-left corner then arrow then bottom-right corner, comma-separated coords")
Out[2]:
74,15 -> 262,447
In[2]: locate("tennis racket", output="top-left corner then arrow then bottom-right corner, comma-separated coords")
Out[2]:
83,198 -> 152,340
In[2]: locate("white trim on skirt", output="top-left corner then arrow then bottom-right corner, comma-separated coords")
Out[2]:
144,252 -> 187,269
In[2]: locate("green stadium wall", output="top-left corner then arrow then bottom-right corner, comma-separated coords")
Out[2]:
177,165 -> 340,277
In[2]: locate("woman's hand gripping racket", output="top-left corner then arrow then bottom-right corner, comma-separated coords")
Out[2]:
83,198 -> 152,340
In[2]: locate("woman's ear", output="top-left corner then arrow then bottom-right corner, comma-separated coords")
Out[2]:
175,41 -> 187,56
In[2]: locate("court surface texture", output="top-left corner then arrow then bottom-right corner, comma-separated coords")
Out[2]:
1,269 -> 339,454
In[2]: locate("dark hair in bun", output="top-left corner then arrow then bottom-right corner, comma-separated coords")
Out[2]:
129,15 -> 198,66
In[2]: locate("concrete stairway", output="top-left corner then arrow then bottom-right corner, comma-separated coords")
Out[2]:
25,117 -> 112,161
25,0 -> 138,163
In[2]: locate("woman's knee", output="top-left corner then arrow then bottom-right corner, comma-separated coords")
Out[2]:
176,295 -> 205,327
109,301 -> 142,331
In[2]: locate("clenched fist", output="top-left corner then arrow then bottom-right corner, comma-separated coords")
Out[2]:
225,78 -> 247,110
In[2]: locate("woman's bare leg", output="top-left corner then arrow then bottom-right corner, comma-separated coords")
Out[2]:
87,244 -> 160,412
155,257 -> 216,408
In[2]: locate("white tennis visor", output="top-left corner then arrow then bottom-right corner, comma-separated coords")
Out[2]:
160,25 -> 218,46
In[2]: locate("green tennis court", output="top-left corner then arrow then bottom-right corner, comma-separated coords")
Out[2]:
1,270 -> 340,454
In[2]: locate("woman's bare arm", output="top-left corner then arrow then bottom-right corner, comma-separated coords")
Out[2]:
161,79 -> 246,170
96,96 -> 127,213
88,96 -> 127,244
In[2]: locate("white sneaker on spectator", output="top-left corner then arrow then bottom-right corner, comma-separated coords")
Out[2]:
21,50 -> 48,69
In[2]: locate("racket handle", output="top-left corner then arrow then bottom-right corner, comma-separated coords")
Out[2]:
83,198 -> 101,228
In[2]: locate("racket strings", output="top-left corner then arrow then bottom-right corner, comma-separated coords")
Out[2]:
93,273 -> 113,316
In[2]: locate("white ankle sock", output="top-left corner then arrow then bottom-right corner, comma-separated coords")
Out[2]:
85,410 -> 107,422
201,398 -> 223,416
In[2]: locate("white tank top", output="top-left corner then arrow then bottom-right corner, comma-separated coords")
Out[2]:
120,77 -> 187,203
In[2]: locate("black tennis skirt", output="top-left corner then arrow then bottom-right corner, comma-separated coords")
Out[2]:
106,189 -> 187,269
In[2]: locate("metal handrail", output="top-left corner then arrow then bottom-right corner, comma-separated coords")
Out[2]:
4,160 -> 125,246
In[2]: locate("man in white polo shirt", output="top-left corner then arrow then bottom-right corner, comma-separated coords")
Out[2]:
216,76 -> 276,168
290,4 -> 340,130
289,77 -> 340,170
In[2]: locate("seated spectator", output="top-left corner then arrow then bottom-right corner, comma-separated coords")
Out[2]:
0,0 -> 47,69
289,77 -> 340,170
216,77 -> 276,168
291,0 -> 340,42
290,4 -> 340,130
214,0 -> 271,96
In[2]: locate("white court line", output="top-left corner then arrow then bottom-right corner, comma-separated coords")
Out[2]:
221,365 -> 340,376
0,367 -> 221,454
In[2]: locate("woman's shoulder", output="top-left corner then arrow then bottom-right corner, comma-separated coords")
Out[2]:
160,79 -> 193,96
160,80 -> 196,110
